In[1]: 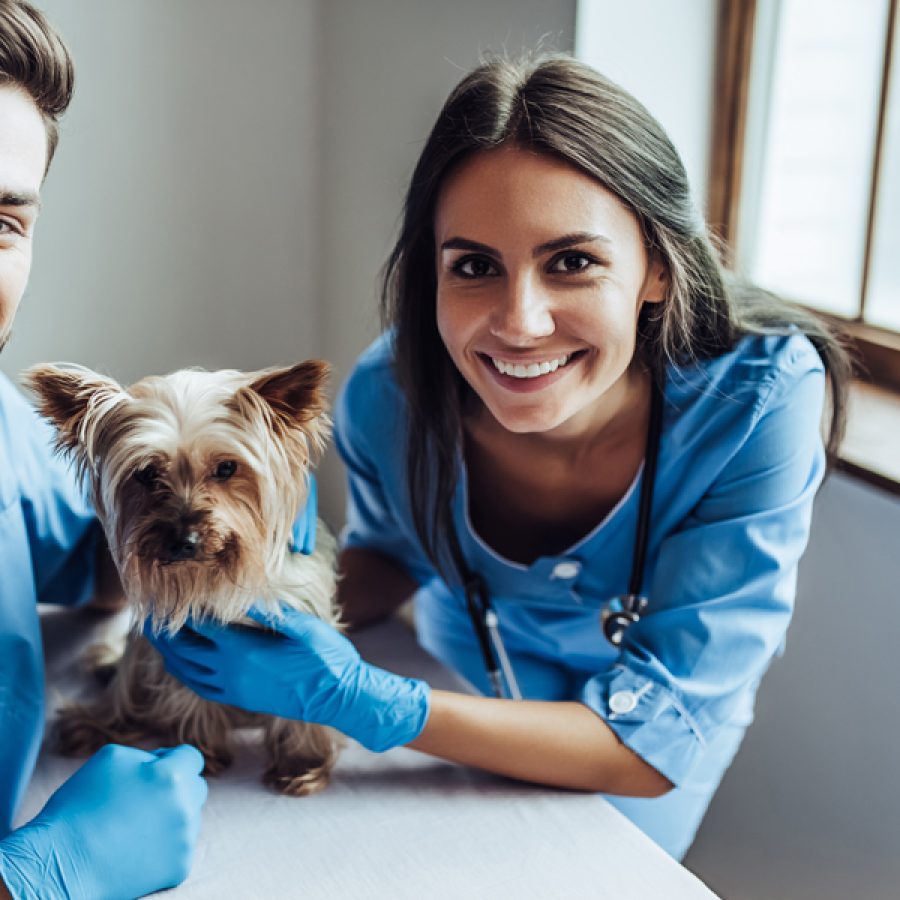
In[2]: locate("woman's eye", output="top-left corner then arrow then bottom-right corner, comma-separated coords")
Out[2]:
214,460 -> 237,480
550,252 -> 596,274
452,256 -> 498,278
134,464 -> 159,488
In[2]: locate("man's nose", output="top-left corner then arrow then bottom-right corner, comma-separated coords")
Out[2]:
488,276 -> 554,344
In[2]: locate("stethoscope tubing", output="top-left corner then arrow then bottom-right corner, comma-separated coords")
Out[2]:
455,373 -> 666,699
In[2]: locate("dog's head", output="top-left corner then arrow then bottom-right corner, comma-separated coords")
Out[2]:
24,361 -> 330,630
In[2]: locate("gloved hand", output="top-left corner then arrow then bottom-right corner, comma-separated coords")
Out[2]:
289,474 -> 317,555
0,743 -> 207,900
145,608 -> 431,753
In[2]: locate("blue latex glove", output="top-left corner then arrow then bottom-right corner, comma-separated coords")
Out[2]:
290,474 -> 317,555
0,744 -> 207,900
145,608 -> 431,753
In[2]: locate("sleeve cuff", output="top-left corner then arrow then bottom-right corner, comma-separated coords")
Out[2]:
36,520 -> 100,608
579,666 -> 708,788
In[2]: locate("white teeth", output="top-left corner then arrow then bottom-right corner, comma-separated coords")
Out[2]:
490,353 -> 572,379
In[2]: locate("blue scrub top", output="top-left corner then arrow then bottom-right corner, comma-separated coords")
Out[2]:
334,331 -> 826,859
0,373 -> 98,835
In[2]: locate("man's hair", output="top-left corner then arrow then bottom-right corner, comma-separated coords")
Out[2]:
0,0 -> 73,168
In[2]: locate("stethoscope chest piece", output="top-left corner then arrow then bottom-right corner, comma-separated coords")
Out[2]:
601,593 -> 649,646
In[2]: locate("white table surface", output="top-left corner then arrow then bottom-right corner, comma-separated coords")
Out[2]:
21,607 -> 720,900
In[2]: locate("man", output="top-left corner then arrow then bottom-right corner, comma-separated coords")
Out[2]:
0,3 -> 207,898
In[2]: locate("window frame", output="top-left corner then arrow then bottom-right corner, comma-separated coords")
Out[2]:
709,0 -> 900,396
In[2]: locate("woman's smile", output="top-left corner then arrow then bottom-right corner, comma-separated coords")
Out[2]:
477,349 -> 588,394
434,145 -> 667,438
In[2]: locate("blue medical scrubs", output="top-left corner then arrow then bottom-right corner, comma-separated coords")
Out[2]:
334,331 -> 826,860
0,373 -> 97,835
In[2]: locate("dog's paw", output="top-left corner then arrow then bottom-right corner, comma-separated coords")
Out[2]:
262,759 -> 333,797
81,641 -> 123,686
54,706 -> 124,757
199,748 -> 234,777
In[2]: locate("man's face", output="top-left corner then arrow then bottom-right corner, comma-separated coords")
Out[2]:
0,85 -> 47,353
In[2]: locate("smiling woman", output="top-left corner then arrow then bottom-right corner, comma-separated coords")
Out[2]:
147,52 -> 854,864
333,53 -> 853,859
435,147 -> 666,440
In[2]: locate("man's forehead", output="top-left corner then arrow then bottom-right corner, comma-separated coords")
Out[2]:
0,85 -> 53,191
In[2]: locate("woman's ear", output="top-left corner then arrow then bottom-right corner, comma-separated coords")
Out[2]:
640,256 -> 669,305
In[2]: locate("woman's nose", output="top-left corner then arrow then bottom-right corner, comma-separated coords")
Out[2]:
488,277 -> 554,344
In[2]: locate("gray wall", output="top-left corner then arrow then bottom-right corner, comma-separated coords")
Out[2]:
4,2 -> 898,898
1,0 -> 322,380
313,0 -> 578,519
685,474 -> 900,900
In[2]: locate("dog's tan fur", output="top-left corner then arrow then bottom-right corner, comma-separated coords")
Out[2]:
25,360 -> 343,796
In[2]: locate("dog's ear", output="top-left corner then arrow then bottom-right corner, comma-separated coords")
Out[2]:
237,360 -> 332,461
248,360 -> 331,422
21,363 -> 126,455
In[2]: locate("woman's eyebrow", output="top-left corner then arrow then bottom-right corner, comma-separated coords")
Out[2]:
532,232 -> 611,257
440,236 -> 499,255
439,232 -> 612,258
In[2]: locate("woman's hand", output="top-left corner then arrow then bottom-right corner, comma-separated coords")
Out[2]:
0,744 -> 207,900
145,609 -> 430,753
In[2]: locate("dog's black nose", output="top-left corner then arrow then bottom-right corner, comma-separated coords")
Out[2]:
168,529 -> 200,561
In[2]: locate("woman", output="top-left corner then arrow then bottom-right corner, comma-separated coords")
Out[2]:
150,54 -> 850,860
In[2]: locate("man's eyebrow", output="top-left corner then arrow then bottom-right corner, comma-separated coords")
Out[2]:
0,189 -> 41,210
532,232 -> 612,257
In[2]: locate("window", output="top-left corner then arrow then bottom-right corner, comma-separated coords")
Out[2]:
711,0 -> 900,393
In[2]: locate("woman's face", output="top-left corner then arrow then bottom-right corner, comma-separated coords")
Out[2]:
434,146 -> 666,438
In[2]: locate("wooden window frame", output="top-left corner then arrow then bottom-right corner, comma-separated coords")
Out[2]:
709,0 -> 900,395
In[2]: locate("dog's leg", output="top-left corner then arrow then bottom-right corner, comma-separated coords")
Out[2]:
162,689 -> 237,777
262,718 -> 343,797
56,634 -> 236,776
124,636 -> 237,775
54,641 -> 155,757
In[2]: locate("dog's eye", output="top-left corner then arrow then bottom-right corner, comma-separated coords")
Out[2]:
214,460 -> 237,480
134,464 -> 159,487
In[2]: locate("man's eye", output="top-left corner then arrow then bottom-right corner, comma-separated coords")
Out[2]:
452,256 -> 498,278
214,460 -> 237,480
550,253 -> 596,273
134,464 -> 159,487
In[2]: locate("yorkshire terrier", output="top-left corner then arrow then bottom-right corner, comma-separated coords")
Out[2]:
24,360 -> 343,796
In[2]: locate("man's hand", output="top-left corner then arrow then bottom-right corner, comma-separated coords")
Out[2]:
0,744 -> 207,900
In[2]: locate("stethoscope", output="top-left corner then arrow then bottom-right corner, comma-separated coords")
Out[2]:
451,374 -> 665,701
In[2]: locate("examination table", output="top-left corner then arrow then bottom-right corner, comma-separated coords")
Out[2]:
18,607 -> 720,899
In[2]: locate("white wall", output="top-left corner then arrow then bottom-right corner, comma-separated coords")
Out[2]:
575,0 -> 718,205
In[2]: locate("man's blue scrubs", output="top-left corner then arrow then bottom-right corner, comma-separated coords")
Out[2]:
0,373 -> 97,834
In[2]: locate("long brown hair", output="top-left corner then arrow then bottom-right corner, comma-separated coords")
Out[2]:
381,53 -> 851,582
